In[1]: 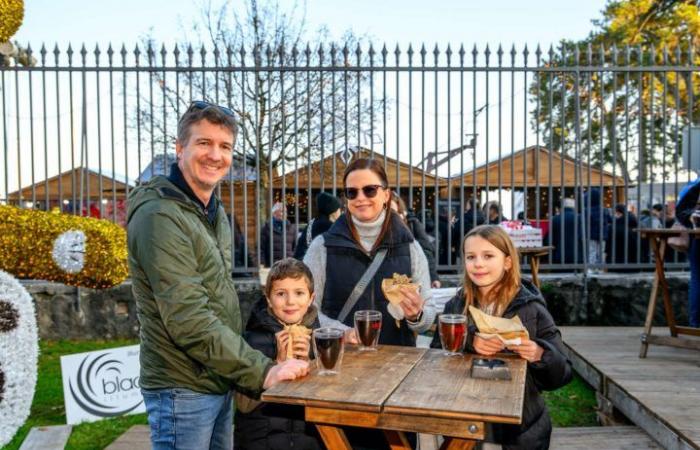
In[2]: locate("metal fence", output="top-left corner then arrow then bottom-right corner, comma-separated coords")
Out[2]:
1,41 -> 698,274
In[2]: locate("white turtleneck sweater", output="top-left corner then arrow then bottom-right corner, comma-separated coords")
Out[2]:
303,210 -> 436,333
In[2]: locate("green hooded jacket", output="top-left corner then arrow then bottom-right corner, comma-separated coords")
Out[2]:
127,176 -> 273,395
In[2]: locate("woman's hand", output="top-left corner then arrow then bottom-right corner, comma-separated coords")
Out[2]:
344,327 -> 359,345
399,286 -> 425,321
507,338 -> 544,363
274,329 -> 290,363
473,334 -> 505,356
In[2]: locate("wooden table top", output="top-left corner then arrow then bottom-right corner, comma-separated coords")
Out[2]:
262,345 -> 527,425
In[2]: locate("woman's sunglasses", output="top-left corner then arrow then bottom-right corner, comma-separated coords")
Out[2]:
345,184 -> 386,200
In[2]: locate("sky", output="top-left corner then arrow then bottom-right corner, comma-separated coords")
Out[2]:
15,0 -> 606,52
4,0 -> 615,209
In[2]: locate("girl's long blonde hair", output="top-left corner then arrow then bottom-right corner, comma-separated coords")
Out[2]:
461,225 -> 521,317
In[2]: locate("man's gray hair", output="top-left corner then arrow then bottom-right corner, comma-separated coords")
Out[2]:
563,197 -> 576,209
177,106 -> 238,145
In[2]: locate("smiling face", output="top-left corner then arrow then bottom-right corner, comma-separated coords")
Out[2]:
345,169 -> 390,223
176,119 -> 234,205
463,235 -> 513,296
267,276 -> 315,325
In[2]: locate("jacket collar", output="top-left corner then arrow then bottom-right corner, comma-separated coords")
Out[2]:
324,212 -> 414,252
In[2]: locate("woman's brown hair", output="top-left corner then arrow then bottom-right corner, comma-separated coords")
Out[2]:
343,158 -> 395,251
461,224 -> 521,317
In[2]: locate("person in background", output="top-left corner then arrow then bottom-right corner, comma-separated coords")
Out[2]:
484,201 -> 507,225
229,214 -> 255,277
452,198 -> 485,256
261,202 -> 297,267
546,198 -> 584,265
294,192 -> 342,260
583,188 -> 611,272
391,193 -> 441,288
432,225 -> 571,449
675,178 -> 700,328
606,204 -> 638,268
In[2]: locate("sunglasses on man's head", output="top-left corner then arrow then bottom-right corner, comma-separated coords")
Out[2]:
344,184 -> 386,200
187,100 -> 236,118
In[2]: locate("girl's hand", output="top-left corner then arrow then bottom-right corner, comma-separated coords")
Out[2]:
473,334 -> 505,356
399,286 -> 425,321
344,327 -> 359,345
292,333 -> 311,361
274,329 -> 291,363
507,338 -> 544,363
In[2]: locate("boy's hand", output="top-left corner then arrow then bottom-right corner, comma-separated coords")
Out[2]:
507,338 -> 544,363
473,334 -> 505,356
292,333 -> 311,360
263,359 -> 309,389
274,329 -> 290,363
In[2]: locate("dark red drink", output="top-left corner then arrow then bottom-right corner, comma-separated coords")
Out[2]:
439,314 -> 467,355
354,310 -> 382,350
312,328 -> 345,374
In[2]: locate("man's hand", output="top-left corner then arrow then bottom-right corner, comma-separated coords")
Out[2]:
263,359 -> 309,389
399,286 -> 425,321
473,334 -> 505,356
431,280 -> 442,289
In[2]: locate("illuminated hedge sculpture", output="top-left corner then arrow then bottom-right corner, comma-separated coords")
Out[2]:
0,205 -> 128,289
0,269 -> 38,446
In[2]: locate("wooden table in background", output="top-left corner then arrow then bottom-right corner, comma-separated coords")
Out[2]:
262,345 -> 527,450
518,246 -> 554,289
636,228 -> 700,358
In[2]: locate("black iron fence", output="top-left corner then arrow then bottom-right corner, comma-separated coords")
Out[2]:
1,42 -> 698,274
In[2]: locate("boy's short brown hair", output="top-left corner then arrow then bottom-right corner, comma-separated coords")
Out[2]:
264,258 -> 314,298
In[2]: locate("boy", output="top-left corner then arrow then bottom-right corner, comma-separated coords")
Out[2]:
234,258 -> 322,450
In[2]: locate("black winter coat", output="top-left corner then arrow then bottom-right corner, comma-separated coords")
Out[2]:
547,208 -> 584,264
234,301 -> 322,450
584,188 -> 611,241
294,215 -> 334,260
430,280 -> 572,450
260,219 -> 297,267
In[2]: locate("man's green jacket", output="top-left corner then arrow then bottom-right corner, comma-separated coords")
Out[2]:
127,176 -> 272,395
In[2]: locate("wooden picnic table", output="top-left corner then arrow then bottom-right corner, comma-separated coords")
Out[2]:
636,228 -> 700,358
262,345 -> 527,449
518,246 -> 554,289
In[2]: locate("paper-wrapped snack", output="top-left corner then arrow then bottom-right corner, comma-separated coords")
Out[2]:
468,305 -> 529,345
381,273 -> 419,320
284,324 -> 312,359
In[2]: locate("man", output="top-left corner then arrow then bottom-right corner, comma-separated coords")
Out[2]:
547,197 -> 584,265
127,101 -> 308,450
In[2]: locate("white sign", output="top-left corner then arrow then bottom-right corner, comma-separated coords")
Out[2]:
60,345 -> 145,425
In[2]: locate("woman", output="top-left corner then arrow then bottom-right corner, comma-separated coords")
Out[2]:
304,158 -> 435,347
390,194 -> 441,288
431,225 -> 571,449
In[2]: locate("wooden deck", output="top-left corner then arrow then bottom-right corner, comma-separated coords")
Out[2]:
561,326 -> 700,450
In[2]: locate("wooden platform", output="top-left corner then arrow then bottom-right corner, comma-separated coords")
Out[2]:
561,327 -> 700,450
105,425 -> 149,450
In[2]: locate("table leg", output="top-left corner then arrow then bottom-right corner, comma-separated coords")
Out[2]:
529,255 -> 541,289
640,236 -> 661,358
316,424 -> 352,450
654,239 -> 677,335
439,437 -> 477,450
383,430 -> 412,450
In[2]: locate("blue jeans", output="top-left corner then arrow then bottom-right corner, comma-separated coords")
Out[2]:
689,239 -> 700,328
141,388 -> 234,450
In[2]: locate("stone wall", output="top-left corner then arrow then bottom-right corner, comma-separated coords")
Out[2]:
21,272 -> 691,340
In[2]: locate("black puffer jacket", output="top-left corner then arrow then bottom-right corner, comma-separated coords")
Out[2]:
406,212 -> 439,284
234,300 -> 322,450
430,279 -> 572,450
294,215 -> 334,260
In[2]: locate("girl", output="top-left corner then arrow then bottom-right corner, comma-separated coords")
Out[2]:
431,224 -> 572,449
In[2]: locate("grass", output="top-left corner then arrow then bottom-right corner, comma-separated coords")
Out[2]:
3,339 -> 147,450
544,374 -> 598,427
3,340 -> 598,449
